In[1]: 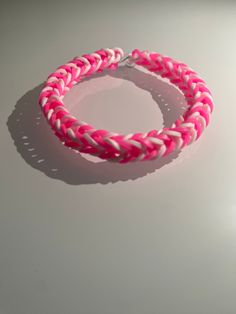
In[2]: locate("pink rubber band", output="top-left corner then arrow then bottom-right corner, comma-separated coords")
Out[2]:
38,47 -> 213,163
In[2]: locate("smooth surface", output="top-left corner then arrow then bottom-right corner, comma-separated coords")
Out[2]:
1,1 -> 236,313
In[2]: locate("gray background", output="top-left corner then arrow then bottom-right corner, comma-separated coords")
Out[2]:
1,0 -> 236,313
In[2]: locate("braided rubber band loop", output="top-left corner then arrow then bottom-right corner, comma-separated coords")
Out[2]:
39,47 -> 213,163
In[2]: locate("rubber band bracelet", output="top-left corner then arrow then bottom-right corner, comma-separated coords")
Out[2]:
38,47 -> 213,163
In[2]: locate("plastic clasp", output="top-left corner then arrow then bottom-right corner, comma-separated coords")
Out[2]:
119,53 -> 136,68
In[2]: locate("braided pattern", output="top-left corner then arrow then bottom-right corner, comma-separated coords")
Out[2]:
38,47 -> 213,163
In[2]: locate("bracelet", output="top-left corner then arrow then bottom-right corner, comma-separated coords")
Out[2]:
38,47 -> 213,163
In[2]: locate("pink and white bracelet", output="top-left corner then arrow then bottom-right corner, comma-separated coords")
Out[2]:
38,47 -> 213,163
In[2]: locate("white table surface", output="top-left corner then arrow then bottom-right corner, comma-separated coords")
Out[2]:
1,1 -> 236,313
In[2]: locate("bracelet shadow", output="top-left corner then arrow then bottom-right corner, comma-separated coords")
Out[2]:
7,66 -> 187,185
